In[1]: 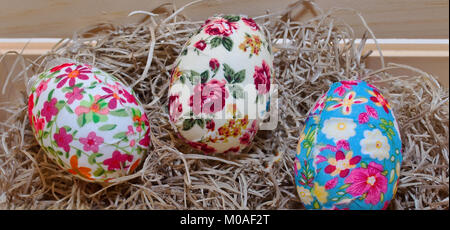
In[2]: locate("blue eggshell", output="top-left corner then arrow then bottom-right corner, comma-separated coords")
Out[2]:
294,80 -> 402,210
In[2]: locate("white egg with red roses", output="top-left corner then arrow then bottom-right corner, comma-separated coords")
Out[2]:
28,62 -> 151,183
168,15 -> 274,154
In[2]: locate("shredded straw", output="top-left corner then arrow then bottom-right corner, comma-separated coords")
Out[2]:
0,0 -> 448,210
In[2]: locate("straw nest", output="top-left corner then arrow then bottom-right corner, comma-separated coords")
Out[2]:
0,0 -> 448,210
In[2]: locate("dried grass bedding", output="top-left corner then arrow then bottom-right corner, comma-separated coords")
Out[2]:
0,0 -> 448,210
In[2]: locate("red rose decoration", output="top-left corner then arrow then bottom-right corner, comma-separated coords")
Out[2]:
169,94 -> 183,123
206,120 -> 215,131
204,18 -> 239,36
209,58 -> 220,71
225,146 -> 240,153
201,19 -> 211,28
194,40 -> 207,51
239,132 -> 251,145
242,17 -> 260,31
178,133 -> 217,154
189,79 -> 229,115
253,60 -> 271,94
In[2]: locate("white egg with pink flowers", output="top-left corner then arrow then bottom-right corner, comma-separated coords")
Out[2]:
28,61 -> 151,183
168,15 -> 274,154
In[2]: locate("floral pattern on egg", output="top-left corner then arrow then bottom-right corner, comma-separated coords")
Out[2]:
294,80 -> 402,210
28,63 -> 151,183
168,15 -> 273,154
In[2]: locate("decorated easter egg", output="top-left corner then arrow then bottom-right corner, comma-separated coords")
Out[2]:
168,15 -> 273,154
28,62 -> 151,183
294,80 -> 402,210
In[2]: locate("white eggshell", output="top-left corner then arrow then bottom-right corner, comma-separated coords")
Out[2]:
168,15 -> 274,154
28,62 -> 151,182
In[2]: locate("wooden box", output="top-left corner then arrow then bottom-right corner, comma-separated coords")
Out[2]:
0,0 -> 448,121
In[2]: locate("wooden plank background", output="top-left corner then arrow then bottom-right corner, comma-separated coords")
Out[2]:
0,0 -> 448,121
0,0 -> 448,39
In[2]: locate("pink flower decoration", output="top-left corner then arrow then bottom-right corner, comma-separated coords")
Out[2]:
93,75 -> 103,83
325,178 -> 338,190
55,64 -> 90,88
204,18 -> 239,36
169,94 -> 183,122
201,19 -> 211,28
369,89 -> 391,114
358,105 -> 379,124
122,89 -> 138,105
320,140 -> 350,152
209,58 -> 220,71
312,94 -> 326,113
189,79 -> 229,115
65,87 -> 84,104
239,132 -> 251,145
50,63 -> 75,73
327,91 -> 367,115
336,140 -> 350,151
75,95 -> 109,116
253,60 -> 271,95
366,105 -> 378,119
333,81 -> 358,96
54,127 -> 73,153
126,125 -> 135,136
34,117 -> 45,133
103,151 -> 133,171
198,144 -> 216,154
177,133 -> 216,154
324,150 -> 361,178
101,83 -> 127,109
41,98 -> 59,122
344,162 -> 388,205
35,78 -> 50,97
79,131 -> 104,153
242,17 -> 260,31
248,120 -> 259,136
225,146 -> 240,153
138,128 -> 150,147
358,112 -> 369,124
194,40 -> 207,51
239,121 -> 259,146
315,155 -> 327,164
28,94 -> 34,125
206,120 -> 215,131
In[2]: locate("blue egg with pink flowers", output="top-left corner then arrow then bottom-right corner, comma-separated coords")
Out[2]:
294,80 -> 402,210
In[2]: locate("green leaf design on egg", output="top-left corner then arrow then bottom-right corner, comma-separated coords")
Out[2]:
222,37 -> 233,51
98,124 -> 117,131
110,109 -> 129,117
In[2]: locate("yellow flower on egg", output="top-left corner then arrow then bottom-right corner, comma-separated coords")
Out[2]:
327,91 -> 367,115
170,66 -> 182,85
297,186 -> 313,205
312,182 -> 328,204
239,34 -> 262,56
